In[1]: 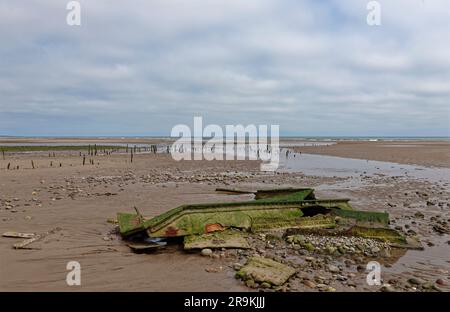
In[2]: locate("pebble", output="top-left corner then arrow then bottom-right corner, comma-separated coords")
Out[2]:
436,279 -> 447,286
371,247 -> 380,254
380,285 -> 396,292
408,277 -> 425,285
201,248 -> 213,257
302,280 -> 316,288
245,279 -> 257,288
328,265 -> 340,273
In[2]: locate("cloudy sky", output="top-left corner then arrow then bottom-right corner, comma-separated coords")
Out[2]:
1,0 -> 449,136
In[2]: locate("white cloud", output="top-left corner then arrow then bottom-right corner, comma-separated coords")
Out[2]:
0,0 -> 449,136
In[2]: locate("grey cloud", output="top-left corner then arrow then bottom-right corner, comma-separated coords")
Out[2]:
0,0 -> 449,136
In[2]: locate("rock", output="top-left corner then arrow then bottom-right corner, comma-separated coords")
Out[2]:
292,235 -> 306,244
344,259 -> 355,267
260,282 -> 271,289
356,265 -> 365,273
236,256 -> 296,286
245,279 -> 257,288
371,247 -> 380,254
326,246 -> 336,254
205,266 -> 222,273
336,274 -> 347,281
347,281 -> 357,287
433,224 -> 450,234
305,256 -> 315,262
302,242 -> 315,252
422,282 -> 434,290
233,263 -> 243,271
265,234 -> 282,241
302,280 -> 316,289
201,248 -> 213,257
328,265 -> 340,273
432,285 -> 442,292
381,248 -> 392,258
380,285 -> 396,292
436,279 -> 447,286
408,277 -> 425,285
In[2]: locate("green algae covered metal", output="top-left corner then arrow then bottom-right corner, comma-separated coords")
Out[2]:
117,188 -> 396,240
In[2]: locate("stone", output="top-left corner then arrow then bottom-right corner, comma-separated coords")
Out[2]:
201,248 -> 213,257
380,285 -> 396,292
302,280 -> 316,289
371,246 -> 380,254
326,246 -> 336,254
245,279 -> 257,288
328,265 -> 340,273
436,279 -> 447,286
302,242 -> 315,252
408,277 -> 424,285
236,256 -> 296,286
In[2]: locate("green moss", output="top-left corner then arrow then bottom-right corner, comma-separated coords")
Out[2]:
117,212 -> 145,236
333,209 -> 389,226
349,226 -> 406,244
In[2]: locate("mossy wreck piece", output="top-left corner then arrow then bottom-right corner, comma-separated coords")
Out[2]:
116,187 -> 410,248
235,256 -> 296,286
118,188 -> 349,238
184,230 -> 250,250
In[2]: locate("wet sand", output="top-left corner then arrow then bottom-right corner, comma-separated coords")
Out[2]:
291,140 -> 450,168
0,140 -> 449,292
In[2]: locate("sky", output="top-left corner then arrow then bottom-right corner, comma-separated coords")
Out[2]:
0,0 -> 449,137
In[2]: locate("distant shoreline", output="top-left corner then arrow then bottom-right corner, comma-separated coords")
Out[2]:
0,136 -> 449,145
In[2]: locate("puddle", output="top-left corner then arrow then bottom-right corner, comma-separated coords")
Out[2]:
279,151 -> 450,185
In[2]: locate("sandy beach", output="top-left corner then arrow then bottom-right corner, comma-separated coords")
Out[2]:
0,139 -> 449,292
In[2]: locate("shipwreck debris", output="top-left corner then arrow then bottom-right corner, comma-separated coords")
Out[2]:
13,235 -> 42,249
111,187 -> 427,289
2,227 -> 62,250
116,187 -> 412,250
235,256 -> 296,286
2,232 -> 35,239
